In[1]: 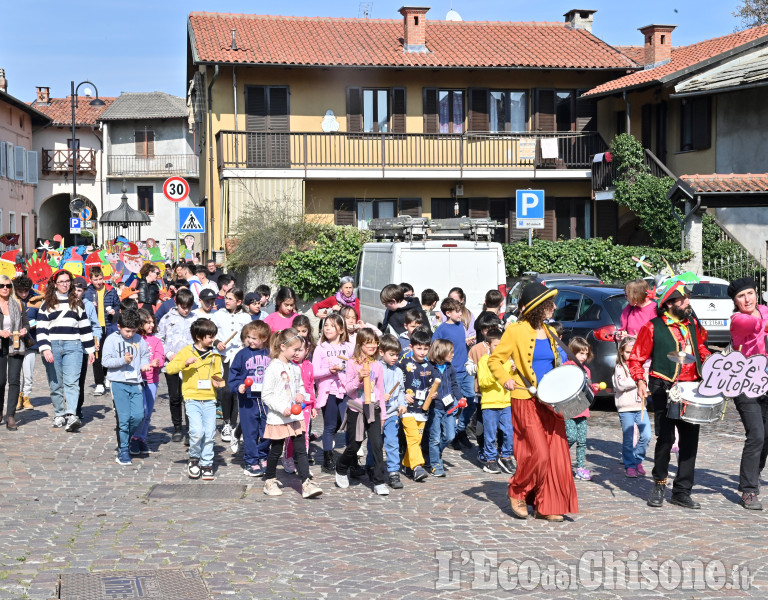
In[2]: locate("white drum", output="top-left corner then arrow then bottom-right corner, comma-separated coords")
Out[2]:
666,382 -> 725,424
536,364 -> 593,419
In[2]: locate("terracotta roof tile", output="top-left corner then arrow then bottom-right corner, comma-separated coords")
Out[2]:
29,96 -> 116,127
585,25 -> 768,96
188,12 -> 638,70
681,173 -> 768,193
614,45 -> 646,64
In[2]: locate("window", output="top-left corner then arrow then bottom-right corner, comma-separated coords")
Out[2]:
554,291 -> 582,322
489,91 -> 528,132
555,91 -> 574,132
137,186 -> 154,214
363,89 -> 390,133
67,139 -> 80,150
439,90 -> 464,133
555,198 -> 590,240
357,199 -> 395,229
135,130 -> 155,158
333,197 -> 419,227
680,96 -> 711,151
8,213 -> 15,235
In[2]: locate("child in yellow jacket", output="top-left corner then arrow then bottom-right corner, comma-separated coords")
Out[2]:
166,318 -> 225,480
477,329 -> 515,475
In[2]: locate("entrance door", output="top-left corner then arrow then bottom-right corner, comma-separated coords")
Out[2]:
245,86 -> 290,168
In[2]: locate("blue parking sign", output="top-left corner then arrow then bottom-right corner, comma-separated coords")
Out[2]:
515,190 -> 545,229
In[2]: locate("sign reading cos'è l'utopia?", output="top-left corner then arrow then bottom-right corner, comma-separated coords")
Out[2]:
697,351 -> 768,399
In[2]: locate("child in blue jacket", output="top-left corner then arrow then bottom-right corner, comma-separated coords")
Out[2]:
228,320 -> 272,476
425,338 -> 464,477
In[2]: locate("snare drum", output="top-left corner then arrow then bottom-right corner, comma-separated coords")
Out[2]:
666,382 -> 724,424
536,365 -> 594,419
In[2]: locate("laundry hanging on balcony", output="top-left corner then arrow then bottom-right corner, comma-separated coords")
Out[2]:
540,137 -> 559,160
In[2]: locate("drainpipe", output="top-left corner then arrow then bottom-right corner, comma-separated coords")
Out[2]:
207,64 -> 220,259
623,91 -> 631,135
233,67 -> 239,165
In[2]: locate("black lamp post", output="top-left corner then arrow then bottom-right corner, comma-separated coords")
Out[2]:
71,80 -> 105,245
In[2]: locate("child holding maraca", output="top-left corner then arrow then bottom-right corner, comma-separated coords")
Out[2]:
228,321 -> 272,477
260,327 -> 322,498
282,336 -> 316,475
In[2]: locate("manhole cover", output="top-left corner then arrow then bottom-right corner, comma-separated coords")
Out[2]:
147,483 -> 247,500
58,569 -> 210,599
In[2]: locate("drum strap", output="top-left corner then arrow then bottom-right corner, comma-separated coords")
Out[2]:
550,331 -> 597,407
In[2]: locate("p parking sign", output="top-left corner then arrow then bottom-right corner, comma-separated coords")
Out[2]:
515,189 -> 545,229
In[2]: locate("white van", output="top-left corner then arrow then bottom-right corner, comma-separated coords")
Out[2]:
355,217 -> 507,328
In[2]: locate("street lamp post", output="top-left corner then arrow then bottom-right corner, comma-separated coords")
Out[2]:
71,80 -> 105,245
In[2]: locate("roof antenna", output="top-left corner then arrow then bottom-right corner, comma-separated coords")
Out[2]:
231,29 -> 237,51
358,2 -> 372,18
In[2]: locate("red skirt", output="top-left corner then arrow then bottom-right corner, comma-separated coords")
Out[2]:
508,398 -> 578,516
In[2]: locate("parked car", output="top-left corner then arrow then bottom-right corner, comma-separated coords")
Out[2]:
686,276 -> 732,345
506,272 -> 602,316
549,284 -> 628,399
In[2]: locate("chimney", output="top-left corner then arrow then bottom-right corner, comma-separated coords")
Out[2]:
0,69 -> 7,93
563,9 -> 597,33
639,24 -> 676,68
36,86 -> 50,105
399,6 -> 430,53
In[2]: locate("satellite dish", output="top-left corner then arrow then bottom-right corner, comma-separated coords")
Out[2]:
69,196 -> 86,213
446,9 -> 462,21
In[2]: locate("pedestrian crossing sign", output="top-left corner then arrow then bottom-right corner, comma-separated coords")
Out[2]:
179,207 -> 205,233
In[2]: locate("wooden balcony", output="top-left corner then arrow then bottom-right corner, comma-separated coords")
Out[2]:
107,154 -> 199,177
42,149 -> 96,174
592,149 -> 675,194
216,131 -> 606,176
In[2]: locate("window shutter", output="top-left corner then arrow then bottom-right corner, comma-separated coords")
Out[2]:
423,88 -> 438,134
692,97 -> 711,150
468,198 -> 489,219
13,147 -> 25,181
594,200 -> 618,239
641,104 -> 652,148
0,142 -> 5,178
539,197 -> 556,241
576,93 -> 597,132
655,101 -> 668,164
534,89 -> 556,131
468,88 -> 489,132
398,197 -> 422,217
5,142 -> 14,178
268,87 -> 290,132
392,88 -> 406,134
26,151 -> 38,184
245,86 -> 267,132
334,198 -> 355,226
146,131 -> 155,158
346,87 -> 363,133
135,131 -> 145,157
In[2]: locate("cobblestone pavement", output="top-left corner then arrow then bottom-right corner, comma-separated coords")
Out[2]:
0,363 -> 767,599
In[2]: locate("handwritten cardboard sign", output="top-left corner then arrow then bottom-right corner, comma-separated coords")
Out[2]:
698,351 -> 768,399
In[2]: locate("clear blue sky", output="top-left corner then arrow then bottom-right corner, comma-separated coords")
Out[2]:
1,0 -> 744,101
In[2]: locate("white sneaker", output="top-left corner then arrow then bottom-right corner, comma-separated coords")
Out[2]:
282,457 -> 296,474
93,384 -> 106,396
230,436 -> 240,453
357,445 -> 365,457
335,471 -> 349,489
263,478 -> 283,496
302,480 -> 323,498
52,415 -> 66,428
104,380 -> 111,390
374,484 -> 391,496
221,422 -> 233,442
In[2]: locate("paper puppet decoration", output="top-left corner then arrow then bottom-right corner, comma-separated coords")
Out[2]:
0,250 -> 19,279
26,253 -> 53,289
61,250 -> 84,277
121,242 -> 143,285
0,233 -> 19,247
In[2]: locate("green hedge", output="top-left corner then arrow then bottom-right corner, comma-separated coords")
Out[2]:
503,238 -> 691,284
275,227 -> 372,300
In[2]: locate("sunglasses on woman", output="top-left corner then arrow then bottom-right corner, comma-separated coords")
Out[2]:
0,284 -> 12,289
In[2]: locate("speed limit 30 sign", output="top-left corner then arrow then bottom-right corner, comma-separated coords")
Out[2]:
163,176 -> 190,202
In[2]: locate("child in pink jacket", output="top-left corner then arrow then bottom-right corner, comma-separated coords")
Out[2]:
131,309 -> 165,455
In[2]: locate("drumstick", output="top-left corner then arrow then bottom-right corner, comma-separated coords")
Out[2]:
363,373 -> 372,404
336,355 -> 349,361
388,381 -> 401,396
421,378 -> 442,412
221,330 -> 239,347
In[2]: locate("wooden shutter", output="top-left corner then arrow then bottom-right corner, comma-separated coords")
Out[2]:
13,146 -> 25,181
26,151 -> 38,184
692,96 -> 711,150
535,89 -> 556,131
468,88 -> 489,132
594,200 -> 618,239
334,198 -> 355,226
0,142 -> 6,178
576,92 -> 597,132
641,104 -> 652,149
268,87 -> 289,132
392,88 -> 406,134
398,198 -> 422,217
245,86 -> 267,132
135,131 -> 145,157
423,88 -> 438,134
655,101 -> 668,163
146,131 -> 155,158
468,198 -> 489,219
346,87 -> 363,133
539,197 -> 556,241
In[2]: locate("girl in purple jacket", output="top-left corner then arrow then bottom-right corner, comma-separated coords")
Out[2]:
130,309 -> 165,455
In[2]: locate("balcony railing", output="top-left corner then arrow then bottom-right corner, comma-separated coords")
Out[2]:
107,154 -> 199,177
217,131 -> 606,173
591,148 -> 676,191
42,149 -> 96,174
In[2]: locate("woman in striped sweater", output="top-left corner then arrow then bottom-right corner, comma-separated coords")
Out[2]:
37,270 -> 95,432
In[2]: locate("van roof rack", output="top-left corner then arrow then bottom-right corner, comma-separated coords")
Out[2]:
368,216 -> 504,241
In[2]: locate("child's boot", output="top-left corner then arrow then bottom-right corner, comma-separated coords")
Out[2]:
16,394 -> 23,411
22,396 -> 32,410
321,450 -> 335,474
